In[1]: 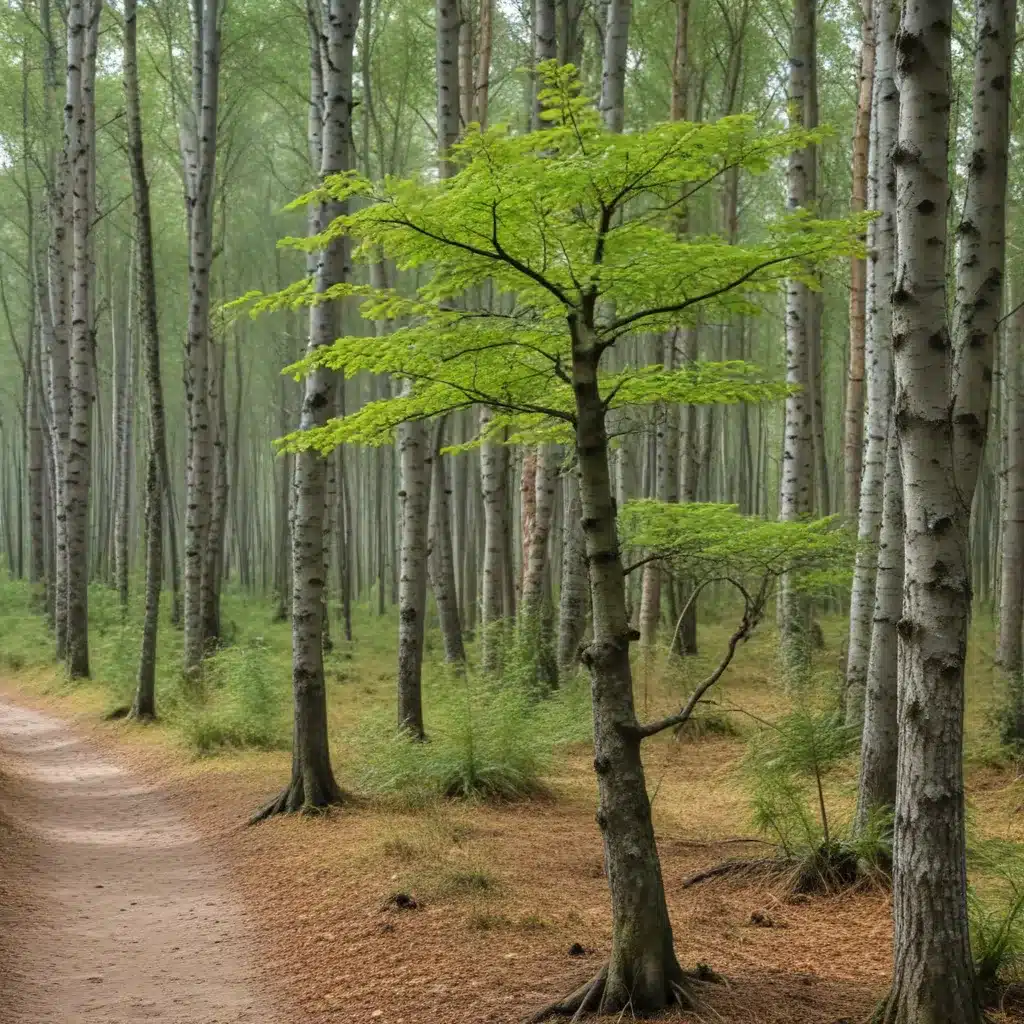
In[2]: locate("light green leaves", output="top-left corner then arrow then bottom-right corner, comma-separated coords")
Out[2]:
247,65 -> 866,453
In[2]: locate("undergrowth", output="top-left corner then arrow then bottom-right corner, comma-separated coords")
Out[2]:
353,667 -> 591,803
182,637 -> 289,754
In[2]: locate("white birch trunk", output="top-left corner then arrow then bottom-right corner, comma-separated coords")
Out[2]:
181,0 -> 222,676
882,1 -> 1013,1019
63,0 -> 101,679
777,0 -> 816,666
480,406 -> 508,673
998,304 -> 1024,675
844,0 -> 897,727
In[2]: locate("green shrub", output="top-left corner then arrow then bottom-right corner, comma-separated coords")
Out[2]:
354,670 -> 589,802
181,637 -> 288,754
971,883 -> 1024,1003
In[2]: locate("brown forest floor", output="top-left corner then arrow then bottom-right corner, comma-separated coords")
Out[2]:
2,617 -> 1024,1024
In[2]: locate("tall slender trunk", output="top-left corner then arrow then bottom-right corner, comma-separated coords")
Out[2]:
114,253 -> 135,611
64,0 -> 101,679
428,419 -> 465,664
520,443 -> 557,684
882,1 -> 1013,1019
202,338 -> 228,644
778,0 -> 816,666
43,0 -> 72,662
557,468 -> 588,675
396,415 -> 430,736
568,319 -> 683,1013
532,0 -> 556,127
844,0 -> 874,519
473,0 -> 492,126
256,0 -> 359,821
480,408 -> 508,673
856,415 -> 902,830
845,0 -> 896,727
181,0 -> 222,676
125,0 -> 167,719
998,304 -> 1024,676
598,0 -> 630,132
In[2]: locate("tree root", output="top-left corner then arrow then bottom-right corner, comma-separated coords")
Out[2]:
527,962 -> 722,1022
248,775 -> 347,825
682,857 -> 788,888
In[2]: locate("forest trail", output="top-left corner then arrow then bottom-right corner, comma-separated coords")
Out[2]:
0,695 -> 285,1024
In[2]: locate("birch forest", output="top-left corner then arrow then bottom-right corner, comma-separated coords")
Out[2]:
0,1 -> 1022,1023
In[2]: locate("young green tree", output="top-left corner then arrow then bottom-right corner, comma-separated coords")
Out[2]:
245,66 -> 862,1015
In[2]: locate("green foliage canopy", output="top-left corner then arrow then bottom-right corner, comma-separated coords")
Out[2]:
238,64 -> 868,452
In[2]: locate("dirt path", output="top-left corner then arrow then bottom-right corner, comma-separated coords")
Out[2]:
0,697 -> 285,1023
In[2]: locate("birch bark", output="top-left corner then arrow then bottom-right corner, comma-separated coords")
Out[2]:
63,0 -> 101,679
845,0 -> 897,727
181,0 -> 222,676
882,1 -> 1013,1018
256,0 -> 359,820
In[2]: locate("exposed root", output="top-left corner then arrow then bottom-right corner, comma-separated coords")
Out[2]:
526,967 -> 608,1023
683,845 -> 883,895
527,962 -> 722,1022
104,705 -> 131,721
682,857 -> 788,888
125,707 -> 157,724
248,775 -> 347,825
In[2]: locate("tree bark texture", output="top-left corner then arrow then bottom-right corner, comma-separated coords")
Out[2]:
856,415 -> 902,831
998,305 -> 1024,674
570,319 -> 685,1013
845,0 -> 897,728
182,0 -> 222,676
257,0 -> 359,820
428,419 -> 465,664
125,0 -> 169,718
844,0 -> 874,519
63,0 -> 101,679
882,1 -> 1012,1019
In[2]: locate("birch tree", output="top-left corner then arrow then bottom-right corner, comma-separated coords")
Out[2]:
777,0 -> 816,665
181,0 -> 223,676
63,0 -> 101,679
844,0 -> 897,728
124,0 -> 170,720
852,0 -> 900,823
254,0 -> 360,820
882,1 -> 1014,1019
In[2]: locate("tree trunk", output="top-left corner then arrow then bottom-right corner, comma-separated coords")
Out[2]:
777,0 -> 816,667
855,415 -> 902,830
124,0 -> 168,719
532,0 -> 556,127
480,408 -> 509,673
256,0 -> 358,821
844,0 -> 874,519
202,339 -> 228,646
436,0 -> 461,171
397,415 -> 430,736
520,443 -> 557,685
114,255 -> 135,612
64,0 -> 101,679
566,321 -> 686,1014
598,0 -> 630,132
182,0 -> 222,677
844,0 -> 896,728
557,468 -> 588,676
428,419 -> 465,664
998,304 -> 1024,675
881,1 -> 1012,1019
473,0 -> 492,126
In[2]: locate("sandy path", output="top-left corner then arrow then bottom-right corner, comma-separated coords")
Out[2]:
0,697 -> 285,1023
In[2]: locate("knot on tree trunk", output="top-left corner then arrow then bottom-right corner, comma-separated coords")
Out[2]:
580,632 -> 636,671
